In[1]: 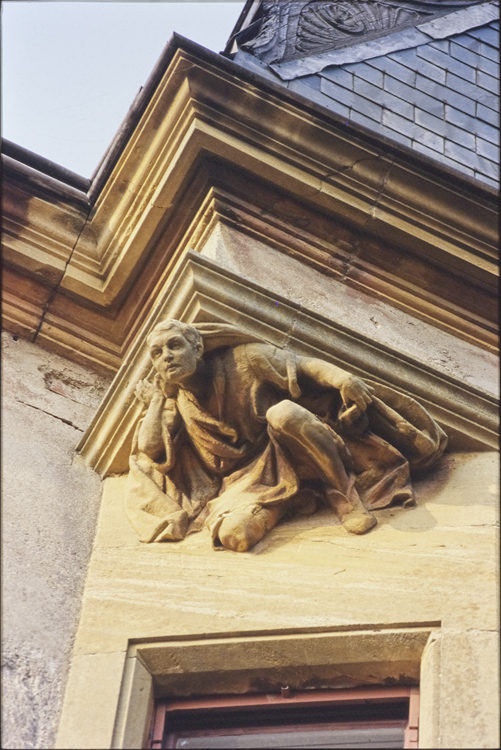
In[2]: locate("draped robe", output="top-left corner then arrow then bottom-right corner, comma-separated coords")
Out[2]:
125,337 -> 447,545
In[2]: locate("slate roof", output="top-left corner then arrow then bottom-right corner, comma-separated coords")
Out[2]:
229,4 -> 499,187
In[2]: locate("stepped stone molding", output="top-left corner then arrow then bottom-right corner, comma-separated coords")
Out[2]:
2,38 -> 498,369
77,251 -> 498,481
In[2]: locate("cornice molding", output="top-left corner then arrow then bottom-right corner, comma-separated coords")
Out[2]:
78,252 -> 498,479
2,38 -> 498,371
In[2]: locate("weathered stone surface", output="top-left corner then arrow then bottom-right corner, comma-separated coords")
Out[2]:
56,449 -> 498,747
200,223 -> 499,395
78,452 -> 497,647
1,332 -> 112,749
54,652 -> 127,750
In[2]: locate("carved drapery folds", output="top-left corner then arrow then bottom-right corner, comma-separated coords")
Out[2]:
241,0 -> 487,64
124,319 -> 447,553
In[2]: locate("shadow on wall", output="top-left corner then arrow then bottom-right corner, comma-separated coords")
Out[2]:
246,450 -> 495,552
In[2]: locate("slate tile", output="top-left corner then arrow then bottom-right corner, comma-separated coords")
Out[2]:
319,97 -> 351,119
445,140 -> 499,178
346,61 -> 384,88
350,111 -> 414,151
452,44 -> 499,79
416,75 -> 476,115
429,39 -> 450,54
415,108 -> 475,149
475,119 -> 499,145
454,34 -> 500,62
320,78 -> 358,106
349,110 -> 386,133
381,94 -> 415,120
477,158 -> 499,181
449,41 -> 480,68
320,67 -> 354,90
477,70 -> 499,94
476,138 -> 500,163
353,78 -> 414,119
414,129 -> 444,153
388,47 -> 418,66
352,96 -> 384,123
412,141 -> 475,175
467,26 -> 499,47
289,79 -> 351,118
382,129 -> 413,148
446,72 -> 499,110
476,174 -> 498,188
417,45 -> 476,83
385,75 -> 445,117
320,79 -> 382,121
477,55 -> 499,77
292,73 -> 322,92
476,103 -> 499,131
367,56 -> 416,85
382,110 -> 415,134
444,105 -> 477,132
393,46 -> 447,85
413,59 -> 447,85
382,110 -> 443,151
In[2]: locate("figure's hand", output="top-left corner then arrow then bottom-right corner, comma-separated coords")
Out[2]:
164,397 -> 180,432
339,375 -> 373,413
134,378 -> 162,406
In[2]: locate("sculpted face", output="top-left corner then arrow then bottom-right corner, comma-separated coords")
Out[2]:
148,329 -> 200,385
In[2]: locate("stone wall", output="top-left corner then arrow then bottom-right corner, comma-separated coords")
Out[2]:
1,332 -> 112,749
56,450 -> 499,748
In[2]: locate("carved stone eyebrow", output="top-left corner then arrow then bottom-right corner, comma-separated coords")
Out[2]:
165,334 -> 185,345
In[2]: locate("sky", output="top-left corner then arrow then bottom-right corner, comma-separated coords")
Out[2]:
2,1 -> 242,177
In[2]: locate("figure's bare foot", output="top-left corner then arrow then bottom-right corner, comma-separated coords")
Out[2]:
217,508 -> 268,552
217,505 -> 285,552
326,481 -> 377,535
341,506 -> 377,535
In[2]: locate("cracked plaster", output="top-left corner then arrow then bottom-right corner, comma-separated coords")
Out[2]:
1,332 -> 112,750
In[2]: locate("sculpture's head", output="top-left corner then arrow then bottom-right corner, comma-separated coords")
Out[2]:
147,319 -> 204,385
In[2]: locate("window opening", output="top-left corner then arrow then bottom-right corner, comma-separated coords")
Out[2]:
149,686 -> 419,749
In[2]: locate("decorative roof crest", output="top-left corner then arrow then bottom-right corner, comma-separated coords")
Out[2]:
242,0 -> 488,62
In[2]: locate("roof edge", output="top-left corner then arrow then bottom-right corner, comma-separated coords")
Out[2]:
1,139 -> 91,193
2,34 -> 498,208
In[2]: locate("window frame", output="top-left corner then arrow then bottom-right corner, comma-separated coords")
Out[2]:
149,686 -> 420,749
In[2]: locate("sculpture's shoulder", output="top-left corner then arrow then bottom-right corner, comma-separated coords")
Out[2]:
204,343 -> 294,395
227,343 -> 297,395
230,342 -> 287,370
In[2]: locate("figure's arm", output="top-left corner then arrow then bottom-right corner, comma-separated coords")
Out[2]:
135,379 -> 180,462
296,355 -> 373,413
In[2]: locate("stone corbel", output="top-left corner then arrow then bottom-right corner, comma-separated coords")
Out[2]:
77,250 -> 498,478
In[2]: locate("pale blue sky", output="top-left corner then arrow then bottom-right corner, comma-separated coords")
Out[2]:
2,1 -> 242,177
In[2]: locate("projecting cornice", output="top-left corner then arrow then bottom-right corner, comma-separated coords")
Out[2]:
77,251 -> 498,479
2,36 -> 498,374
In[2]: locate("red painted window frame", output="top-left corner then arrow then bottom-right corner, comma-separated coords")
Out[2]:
149,686 -> 419,749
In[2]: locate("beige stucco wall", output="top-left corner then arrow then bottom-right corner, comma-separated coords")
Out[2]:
1,332 -> 112,749
56,448 -> 499,749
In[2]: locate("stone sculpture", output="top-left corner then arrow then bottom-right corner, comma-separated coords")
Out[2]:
125,319 -> 447,552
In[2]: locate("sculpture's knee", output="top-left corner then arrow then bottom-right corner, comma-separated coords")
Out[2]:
266,399 -> 306,435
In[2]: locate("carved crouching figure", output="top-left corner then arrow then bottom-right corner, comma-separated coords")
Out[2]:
125,320 -> 447,551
